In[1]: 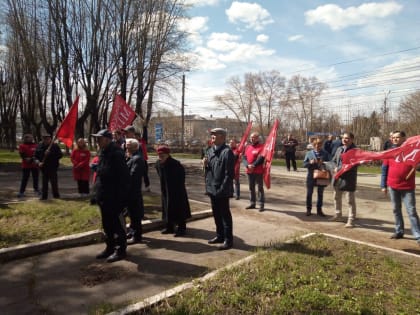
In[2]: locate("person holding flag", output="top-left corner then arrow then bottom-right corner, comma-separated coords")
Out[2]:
229,138 -> 241,200
34,133 -> 63,200
381,131 -> 420,245
243,132 -> 265,212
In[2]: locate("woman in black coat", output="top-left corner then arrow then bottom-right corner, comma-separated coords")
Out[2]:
155,145 -> 191,236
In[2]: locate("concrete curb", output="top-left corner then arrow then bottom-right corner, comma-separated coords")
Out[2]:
0,209 -> 213,263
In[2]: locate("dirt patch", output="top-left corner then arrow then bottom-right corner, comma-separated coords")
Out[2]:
79,263 -> 129,287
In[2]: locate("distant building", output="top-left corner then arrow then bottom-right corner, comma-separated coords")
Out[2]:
148,115 -> 246,145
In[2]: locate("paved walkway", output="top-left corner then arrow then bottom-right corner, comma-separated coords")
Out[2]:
1,161 -> 419,314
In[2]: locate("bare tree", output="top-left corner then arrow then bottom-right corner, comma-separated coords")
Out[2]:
215,70 -> 286,135
283,75 -> 326,140
399,90 -> 420,135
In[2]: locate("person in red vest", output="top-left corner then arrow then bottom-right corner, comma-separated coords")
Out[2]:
71,138 -> 91,197
18,133 -> 39,198
243,132 -> 265,211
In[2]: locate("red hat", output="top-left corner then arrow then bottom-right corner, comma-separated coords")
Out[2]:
157,145 -> 170,154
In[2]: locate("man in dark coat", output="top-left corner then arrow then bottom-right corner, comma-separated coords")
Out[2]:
155,145 -> 191,237
331,132 -> 358,228
125,138 -> 145,244
203,128 -> 235,250
92,129 -> 130,263
34,134 -> 63,200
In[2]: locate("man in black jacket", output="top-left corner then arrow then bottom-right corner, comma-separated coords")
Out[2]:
125,138 -> 145,244
34,134 -> 63,200
92,129 -> 130,263
203,128 -> 235,250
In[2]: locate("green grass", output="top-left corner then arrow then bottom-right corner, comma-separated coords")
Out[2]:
142,234 -> 420,315
0,195 -> 161,248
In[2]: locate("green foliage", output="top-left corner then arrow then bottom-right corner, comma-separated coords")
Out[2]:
144,234 -> 420,314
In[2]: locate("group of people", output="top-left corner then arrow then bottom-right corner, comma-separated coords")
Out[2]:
17,126 -> 420,263
304,131 -> 420,246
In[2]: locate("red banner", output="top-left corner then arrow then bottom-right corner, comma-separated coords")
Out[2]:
335,135 -> 420,179
234,121 -> 253,179
56,96 -> 79,148
108,94 -> 136,131
262,119 -> 279,189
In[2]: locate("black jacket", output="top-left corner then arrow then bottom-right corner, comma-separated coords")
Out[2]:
95,142 -> 130,208
126,150 -> 145,201
204,143 -> 234,198
333,143 -> 358,192
155,156 -> 191,222
35,142 -> 63,170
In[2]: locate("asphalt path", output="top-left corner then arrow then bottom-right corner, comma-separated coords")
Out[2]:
0,159 -> 419,314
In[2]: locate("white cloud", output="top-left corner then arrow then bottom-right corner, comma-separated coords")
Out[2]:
182,0 -> 220,7
219,43 -> 274,62
256,34 -> 269,43
225,1 -> 274,31
190,47 -> 226,71
178,16 -> 209,46
207,33 -> 242,52
288,34 -> 304,42
305,1 -> 403,31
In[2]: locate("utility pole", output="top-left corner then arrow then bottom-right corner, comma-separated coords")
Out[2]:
382,90 -> 391,136
181,73 -> 185,151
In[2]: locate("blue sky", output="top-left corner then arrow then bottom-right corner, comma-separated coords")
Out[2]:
172,0 -> 420,120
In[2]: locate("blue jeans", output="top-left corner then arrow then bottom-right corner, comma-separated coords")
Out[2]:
389,187 -> 420,240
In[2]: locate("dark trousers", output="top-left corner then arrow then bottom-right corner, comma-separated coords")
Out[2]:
209,195 -> 233,242
247,173 -> 264,206
285,152 -> 297,171
41,168 -> 59,198
77,180 -> 90,194
127,197 -> 144,238
233,178 -> 240,198
306,183 -> 325,212
19,168 -> 39,193
99,202 -> 127,252
143,161 -> 150,187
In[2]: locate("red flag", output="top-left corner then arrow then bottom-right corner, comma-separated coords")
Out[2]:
108,94 -> 136,131
334,135 -> 420,179
234,121 -> 253,179
56,96 -> 79,148
262,119 -> 280,189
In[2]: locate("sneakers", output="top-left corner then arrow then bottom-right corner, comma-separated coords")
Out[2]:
245,204 -> 256,210
17,193 -> 25,198
144,186 -> 151,192
345,221 -> 354,228
390,233 -> 404,239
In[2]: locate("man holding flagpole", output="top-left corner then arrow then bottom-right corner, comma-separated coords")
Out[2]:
243,132 -> 265,212
34,133 -> 63,200
381,131 -> 420,246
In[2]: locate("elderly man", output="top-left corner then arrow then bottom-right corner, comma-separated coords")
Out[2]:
91,129 -> 130,263
243,132 -> 265,211
125,138 -> 145,244
155,145 -> 191,236
203,128 -> 235,250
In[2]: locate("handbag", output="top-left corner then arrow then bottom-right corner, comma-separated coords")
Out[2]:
313,169 -> 330,179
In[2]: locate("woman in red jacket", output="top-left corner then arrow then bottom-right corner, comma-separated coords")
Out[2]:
71,138 -> 91,196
